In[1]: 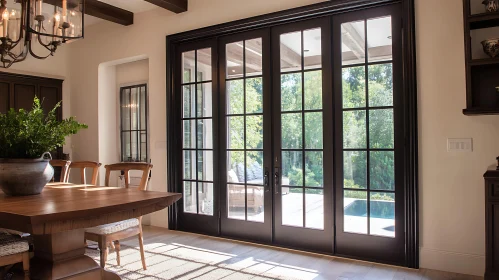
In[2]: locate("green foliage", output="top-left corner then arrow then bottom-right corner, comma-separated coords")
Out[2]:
343,180 -> 394,202
342,63 -> 395,192
225,63 -> 395,195
0,97 -> 88,159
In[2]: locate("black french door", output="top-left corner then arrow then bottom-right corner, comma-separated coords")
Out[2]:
172,1 -> 414,267
333,4 -> 405,264
271,18 -> 334,253
219,29 -> 273,242
175,39 -> 220,235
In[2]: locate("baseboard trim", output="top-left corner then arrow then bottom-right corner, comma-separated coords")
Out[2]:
420,247 -> 485,276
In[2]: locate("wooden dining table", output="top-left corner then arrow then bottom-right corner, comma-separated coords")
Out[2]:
0,183 -> 181,280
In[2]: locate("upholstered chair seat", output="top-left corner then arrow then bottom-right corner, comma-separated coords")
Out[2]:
86,218 -> 140,235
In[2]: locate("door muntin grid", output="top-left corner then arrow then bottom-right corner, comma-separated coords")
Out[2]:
226,38 -> 266,223
181,48 -> 214,216
279,28 -> 325,230
341,16 -> 395,238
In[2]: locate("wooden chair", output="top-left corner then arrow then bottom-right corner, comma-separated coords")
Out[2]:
68,161 -> 102,185
49,160 -> 71,183
0,233 -> 30,279
85,163 -> 153,270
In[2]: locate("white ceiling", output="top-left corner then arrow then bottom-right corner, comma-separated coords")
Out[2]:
86,0 -> 159,26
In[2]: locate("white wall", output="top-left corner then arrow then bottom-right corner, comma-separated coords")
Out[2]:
60,0 -> 493,276
97,63 -> 117,185
416,0 -> 495,276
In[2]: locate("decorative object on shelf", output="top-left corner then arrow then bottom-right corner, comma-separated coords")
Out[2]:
483,0 -> 499,13
481,38 -> 499,58
0,97 -> 87,196
0,0 -> 84,68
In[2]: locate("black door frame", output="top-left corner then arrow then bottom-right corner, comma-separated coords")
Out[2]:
167,0 -> 418,268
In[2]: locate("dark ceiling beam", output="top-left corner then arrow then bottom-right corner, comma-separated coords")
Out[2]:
85,0 -> 134,26
144,0 -> 188,13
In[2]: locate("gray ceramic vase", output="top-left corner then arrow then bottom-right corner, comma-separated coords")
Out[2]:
0,153 -> 54,196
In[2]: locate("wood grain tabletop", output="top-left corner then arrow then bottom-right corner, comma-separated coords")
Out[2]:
0,183 -> 181,235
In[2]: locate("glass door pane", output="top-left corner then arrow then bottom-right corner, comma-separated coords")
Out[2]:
279,28 -> 324,229
273,18 -> 333,253
334,4 -> 405,264
225,39 -> 265,223
341,15 -> 394,238
176,39 -> 219,236
181,48 -> 214,216
220,29 -> 272,243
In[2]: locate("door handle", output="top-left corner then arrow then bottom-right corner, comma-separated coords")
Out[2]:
274,167 -> 280,194
264,169 -> 270,192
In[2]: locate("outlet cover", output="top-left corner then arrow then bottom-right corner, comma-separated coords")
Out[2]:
447,138 -> 473,152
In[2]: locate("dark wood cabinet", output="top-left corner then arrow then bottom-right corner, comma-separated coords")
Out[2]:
0,71 -> 64,158
462,1 -> 499,115
484,170 -> 499,280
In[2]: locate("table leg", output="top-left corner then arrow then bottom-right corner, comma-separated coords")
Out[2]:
31,229 -> 120,280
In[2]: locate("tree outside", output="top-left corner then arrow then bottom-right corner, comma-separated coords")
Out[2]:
225,63 -> 394,202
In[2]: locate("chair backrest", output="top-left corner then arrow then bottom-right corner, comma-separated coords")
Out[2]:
69,161 -> 102,185
104,163 -> 153,190
49,160 -> 71,183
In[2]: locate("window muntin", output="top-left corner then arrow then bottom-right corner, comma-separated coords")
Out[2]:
181,48 -> 214,216
341,16 -> 395,238
279,28 -> 325,230
225,38 -> 266,223
120,84 -> 148,163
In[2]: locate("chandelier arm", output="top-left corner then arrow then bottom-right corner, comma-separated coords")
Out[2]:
14,40 -> 30,62
34,33 -> 57,55
28,45 -> 51,60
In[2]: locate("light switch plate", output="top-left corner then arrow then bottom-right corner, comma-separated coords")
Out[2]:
447,138 -> 473,152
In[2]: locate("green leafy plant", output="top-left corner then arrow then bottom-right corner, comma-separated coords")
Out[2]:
0,97 -> 87,159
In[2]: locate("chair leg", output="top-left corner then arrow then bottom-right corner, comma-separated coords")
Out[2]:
22,252 -> 30,280
99,237 -> 108,268
114,240 -> 121,266
138,232 -> 146,270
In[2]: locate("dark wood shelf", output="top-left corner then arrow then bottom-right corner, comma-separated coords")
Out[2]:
469,12 -> 499,29
470,57 -> 499,66
463,108 -> 499,115
463,1 -> 499,116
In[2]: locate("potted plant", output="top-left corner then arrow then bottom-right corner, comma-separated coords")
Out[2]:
0,97 -> 87,196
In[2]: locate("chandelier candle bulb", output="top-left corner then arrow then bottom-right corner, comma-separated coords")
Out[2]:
11,15 -> 17,40
2,9 -> 8,38
53,13 -> 60,37
62,0 -> 67,22
36,0 -> 42,16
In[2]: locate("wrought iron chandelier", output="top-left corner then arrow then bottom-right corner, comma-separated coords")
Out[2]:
0,0 -> 84,68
